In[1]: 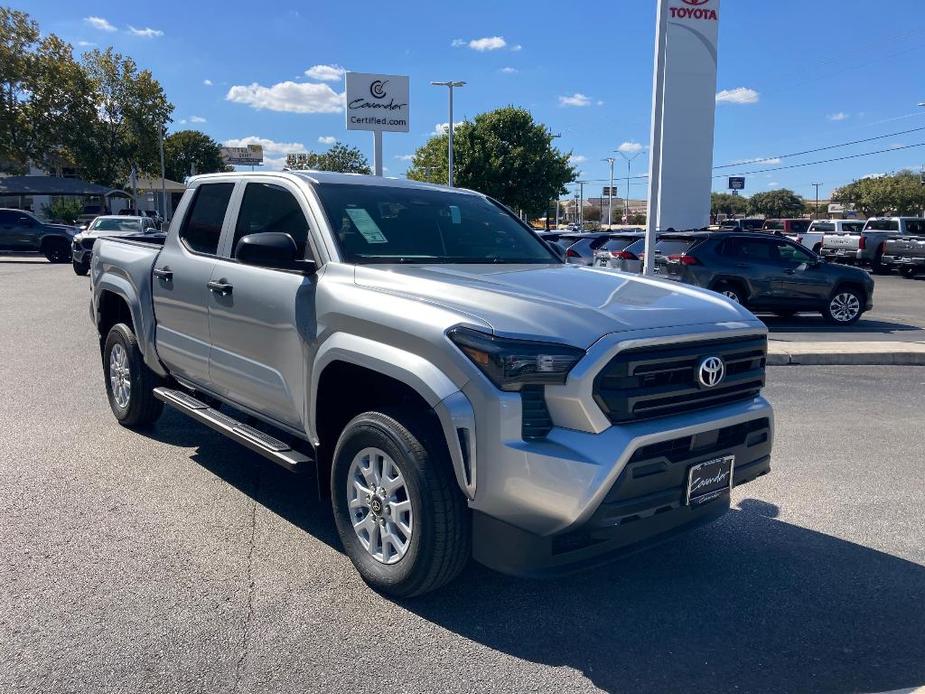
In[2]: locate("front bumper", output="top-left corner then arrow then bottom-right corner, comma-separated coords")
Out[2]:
471,404 -> 771,575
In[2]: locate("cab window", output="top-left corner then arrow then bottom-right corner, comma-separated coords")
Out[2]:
232,183 -> 310,259
179,183 -> 234,255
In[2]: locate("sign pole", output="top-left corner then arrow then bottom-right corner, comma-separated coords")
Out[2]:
644,0 -> 670,276
373,131 -> 383,176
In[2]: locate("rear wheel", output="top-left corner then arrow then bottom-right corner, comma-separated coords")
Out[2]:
823,288 -> 863,325
712,281 -> 746,305
103,323 -> 164,427
871,254 -> 891,275
331,410 -> 469,598
900,266 -> 918,279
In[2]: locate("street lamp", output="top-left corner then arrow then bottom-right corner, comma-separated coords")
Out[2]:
616,148 -> 645,223
602,157 -> 616,227
431,81 -> 465,187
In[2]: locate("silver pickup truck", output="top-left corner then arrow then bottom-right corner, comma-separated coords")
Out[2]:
882,233 -> 925,278
89,171 -> 773,596
821,217 -> 925,272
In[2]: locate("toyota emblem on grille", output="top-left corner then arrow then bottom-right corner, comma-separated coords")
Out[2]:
697,356 -> 726,388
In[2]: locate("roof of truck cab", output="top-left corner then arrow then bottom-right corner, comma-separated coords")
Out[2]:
186,170 -> 483,196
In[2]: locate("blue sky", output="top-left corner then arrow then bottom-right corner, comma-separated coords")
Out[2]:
17,0 -> 925,200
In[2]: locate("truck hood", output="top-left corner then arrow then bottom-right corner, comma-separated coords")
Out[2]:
354,263 -> 759,348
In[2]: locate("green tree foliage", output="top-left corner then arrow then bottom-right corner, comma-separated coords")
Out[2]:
0,8 -> 93,174
286,142 -> 371,174
710,192 -> 748,218
831,170 -> 925,217
747,189 -> 805,218
164,130 -> 229,181
75,48 -> 173,186
406,107 -> 576,216
42,197 -> 83,223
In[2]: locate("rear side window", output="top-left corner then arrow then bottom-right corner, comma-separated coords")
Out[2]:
232,183 -> 310,258
789,220 -> 810,233
864,219 -> 899,231
763,220 -> 784,231
810,222 -> 835,232
905,220 -> 925,234
843,222 -> 864,232
720,237 -> 777,260
179,183 -> 234,255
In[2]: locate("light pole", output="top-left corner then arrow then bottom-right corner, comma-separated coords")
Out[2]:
431,81 -> 465,187
577,180 -> 586,227
811,182 -> 822,219
158,123 -> 167,221
616,149 -> 643,223
603,157 -> 616,227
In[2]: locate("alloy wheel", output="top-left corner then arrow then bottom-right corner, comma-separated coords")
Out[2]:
829,292 -> 860,322
109,343 -> 131,408
721,289 -> 740,303
346,447 -> 413,564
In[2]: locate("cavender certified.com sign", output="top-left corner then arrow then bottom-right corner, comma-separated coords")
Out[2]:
345,72 -> 410,133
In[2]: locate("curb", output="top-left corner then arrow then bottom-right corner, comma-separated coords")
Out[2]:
767,341 -> 925,366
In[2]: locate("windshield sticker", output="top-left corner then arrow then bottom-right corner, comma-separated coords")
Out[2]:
345,208 -> 388,243
449,205 -> 461,224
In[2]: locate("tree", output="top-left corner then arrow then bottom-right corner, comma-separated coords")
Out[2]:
406,106 -> 576,216
747,189 -> 804,218
163,130 -> 229,181
286,142 -> 370,174
710,192 -> 748,219
42,197 -> 83,224
0,9 -> 93,174
73,48 -> 173,186
832,170 -> 925,217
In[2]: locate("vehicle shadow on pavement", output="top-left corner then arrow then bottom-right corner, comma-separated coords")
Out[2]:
406,498 -> 925,694
761,315 -> 922,334
140,408 -> 342,552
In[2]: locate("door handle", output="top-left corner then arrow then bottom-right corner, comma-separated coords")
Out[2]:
153,267 -> 173,280
207,280 -> 233,296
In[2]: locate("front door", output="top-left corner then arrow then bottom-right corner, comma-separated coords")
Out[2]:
207,180 -> 318,429
770,238 -> 831,305
152,182 -> 235,387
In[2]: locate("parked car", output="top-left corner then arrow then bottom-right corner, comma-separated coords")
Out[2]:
0,208 -> 79,263
791,219 -> 864,254
719,218 -> 764,232
820,217 -> 925,273
660,231 -> 874,325
90,171 -> 773,596
592,231 -> 646,270
71,215 -> 160,275
761,219 -> 811,236
562,231 -> 612,265
596,235 -> 648,273
881,233 -> 925,278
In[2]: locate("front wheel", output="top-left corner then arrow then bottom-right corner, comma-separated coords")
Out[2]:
900,266 -> 918,279
331,410 -> 469,598
823,288 -> 863,325
43,239 -> 70,263
103,323 -> 164,427
72,259 -> 89,276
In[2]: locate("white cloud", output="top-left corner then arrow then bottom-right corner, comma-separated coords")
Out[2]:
223,136 -> 307,171
827,112 -> 849,121
596,100 -> 604,106
128,26 -> 164,38
569,154 -> 588,164
395,154 -> 414,161
617,141 -> 644,154
716,87 -> 759,105
84,16 -> 116,32
861,172 -> 886,179
559,93 -> 591,107
226,81 -> 344,113
500,67 -> 518,74
453,36 -> 507,51
434,121 -> 465,135
189,115 -> 206,123
318,135 -> 337,145
77,40 -> 96,47
305,64 -> 345,82
768,181 -> 780,187
510,44 -> 522,52
203,79 -> 213,87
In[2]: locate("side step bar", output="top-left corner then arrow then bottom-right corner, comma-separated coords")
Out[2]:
153,387 -> 312,472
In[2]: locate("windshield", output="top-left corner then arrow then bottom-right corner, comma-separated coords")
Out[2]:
864,219 -> 899,231
90,218 -> 143,232
315,183 -> 559,264
601,236 -> 638,252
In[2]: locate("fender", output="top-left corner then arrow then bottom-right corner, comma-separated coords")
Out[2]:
310,333 -> 477,499
94,273 -> 169,378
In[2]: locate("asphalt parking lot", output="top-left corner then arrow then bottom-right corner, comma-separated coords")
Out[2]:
1,257 -> 923,694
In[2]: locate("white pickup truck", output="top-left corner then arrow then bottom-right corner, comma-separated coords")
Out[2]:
820,217 -> 925,273
790,219 -> 863,254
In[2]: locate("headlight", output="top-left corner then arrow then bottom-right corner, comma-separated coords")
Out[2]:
447,327 -> 584,391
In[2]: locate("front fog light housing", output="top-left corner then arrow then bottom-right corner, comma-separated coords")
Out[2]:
447,327 -> 585,391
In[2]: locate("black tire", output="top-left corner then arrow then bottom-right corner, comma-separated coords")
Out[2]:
900,266 -> 917,279
712,281 -> 746,306
870,255 -> 891,275
42,238 -> 71,264
822,287 -> 864,326
812,243 -> 822,255
72,259 -> 89,276
331,410 -> 469,598
103,323 -> 164,428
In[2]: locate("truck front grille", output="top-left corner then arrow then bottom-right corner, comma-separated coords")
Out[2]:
521,385 -> 553,440
593,335 -> 766,424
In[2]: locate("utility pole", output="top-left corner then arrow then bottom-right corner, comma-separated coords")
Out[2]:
617,149 -> 643,223
431,81 -> 465,187
811,182 -> 822,219
603,157 -> 616,227
577,181 -> 586,227
158,123 -> 167,220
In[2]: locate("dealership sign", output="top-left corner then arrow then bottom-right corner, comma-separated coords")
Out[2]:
345,72 -> 410,133
728,176 -> 745,190
220,145 -> 263,166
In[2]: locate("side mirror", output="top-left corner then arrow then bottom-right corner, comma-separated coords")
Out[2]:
235,232 -> 316,273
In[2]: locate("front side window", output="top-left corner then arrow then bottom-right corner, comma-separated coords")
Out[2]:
179,183 -> 234,255
315,183 -> 558,264
776,240 -> 815,264
864,219 -> 899,231
232,183 -> 310,258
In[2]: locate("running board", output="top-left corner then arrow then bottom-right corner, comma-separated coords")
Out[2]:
153,387 -> 312,472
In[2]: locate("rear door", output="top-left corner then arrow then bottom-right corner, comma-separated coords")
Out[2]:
715,236 -> 778,305
152,182 -> 235,387
207,179 -> 319,429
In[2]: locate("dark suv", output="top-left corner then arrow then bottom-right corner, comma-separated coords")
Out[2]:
0,208 -> 78,262
660,232 -> 874,325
